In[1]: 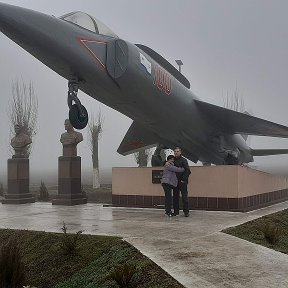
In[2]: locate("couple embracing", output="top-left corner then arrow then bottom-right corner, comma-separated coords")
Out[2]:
161,147 -> 191,217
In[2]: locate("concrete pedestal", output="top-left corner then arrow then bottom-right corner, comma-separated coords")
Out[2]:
52,156 -> 87,205
2,158 -> 35,204
112,166 -> 288,212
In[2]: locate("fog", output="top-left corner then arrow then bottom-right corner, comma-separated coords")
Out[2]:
1,0 -> 288,186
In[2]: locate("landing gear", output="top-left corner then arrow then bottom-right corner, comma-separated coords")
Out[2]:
69,104 -> 88,130
67,80 -> 88,130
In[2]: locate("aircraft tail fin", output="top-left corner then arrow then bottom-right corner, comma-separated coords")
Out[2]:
252,149 -> 288,156
195,100 -> 288,138
117,121 -> 158,156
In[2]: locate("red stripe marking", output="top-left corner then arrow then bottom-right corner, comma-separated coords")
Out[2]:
77,37 -> 107,69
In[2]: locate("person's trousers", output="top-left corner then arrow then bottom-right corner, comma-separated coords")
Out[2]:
162,183 -> 173,213
173,182 -> 189,214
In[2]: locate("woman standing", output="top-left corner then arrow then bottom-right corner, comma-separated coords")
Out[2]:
161,155 -> 184,216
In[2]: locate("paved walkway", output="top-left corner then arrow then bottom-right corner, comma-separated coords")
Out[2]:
0,202 -> 287,288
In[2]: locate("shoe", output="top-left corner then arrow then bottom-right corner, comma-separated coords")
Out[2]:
184,212 -> 189,217
165,212 -> 173,217
172,213 -> 179,217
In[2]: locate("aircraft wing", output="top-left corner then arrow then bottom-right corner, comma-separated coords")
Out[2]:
251,149 -> 288,156
117,121 -> 158,155
195,100 -> 288,138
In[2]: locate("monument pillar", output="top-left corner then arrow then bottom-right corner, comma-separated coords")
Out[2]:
3,124 -> 35,204
52,119 -> 87,205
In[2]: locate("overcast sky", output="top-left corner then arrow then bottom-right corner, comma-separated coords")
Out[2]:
1,0 -> 288,185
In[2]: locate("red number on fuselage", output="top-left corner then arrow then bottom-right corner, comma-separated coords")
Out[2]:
153,65 -> 172,95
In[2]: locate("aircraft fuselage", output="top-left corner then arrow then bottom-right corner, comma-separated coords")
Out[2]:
0,3 -> 253,164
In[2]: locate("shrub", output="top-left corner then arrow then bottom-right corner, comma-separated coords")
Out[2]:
107,263 -> 136,288
81,184 -> 87,199
258,223 -> 281,245
59,222 -> 83,257
0,237 -> 26,288
38,181 -> 49,201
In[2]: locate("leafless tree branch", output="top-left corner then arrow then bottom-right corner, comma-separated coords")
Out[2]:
223,85 -> 245,113
88,110 -> 104,168
8,80 -> 38,156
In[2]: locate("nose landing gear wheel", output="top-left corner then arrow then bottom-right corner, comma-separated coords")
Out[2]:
69,104 -> 88,130
67,79 -> 88,130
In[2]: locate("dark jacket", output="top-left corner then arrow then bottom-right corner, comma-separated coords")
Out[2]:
161,163 -> 185,187
173,155 -> 191,183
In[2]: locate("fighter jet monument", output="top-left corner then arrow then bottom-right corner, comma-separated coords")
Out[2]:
1,3 -> 288,165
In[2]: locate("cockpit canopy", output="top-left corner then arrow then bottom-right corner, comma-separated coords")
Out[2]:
60,11 -> 118,38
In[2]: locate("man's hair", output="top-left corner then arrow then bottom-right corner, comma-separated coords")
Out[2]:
174,147 -> 182,151
167,155 -> 175,161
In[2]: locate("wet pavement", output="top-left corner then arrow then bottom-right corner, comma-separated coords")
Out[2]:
0,201 -> 287,288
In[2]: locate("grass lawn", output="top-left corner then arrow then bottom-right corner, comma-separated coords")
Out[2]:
223,208 -> 288,254
0,228 -> 184,288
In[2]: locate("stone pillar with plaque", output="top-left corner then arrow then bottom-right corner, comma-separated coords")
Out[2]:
52,119 -> 87,205
3,124 -> 35,204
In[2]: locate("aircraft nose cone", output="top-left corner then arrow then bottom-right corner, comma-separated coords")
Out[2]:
0,3 -> 25,30
0,3 -> 32,42
0,2 -> 57,53
0,3 -> 52,41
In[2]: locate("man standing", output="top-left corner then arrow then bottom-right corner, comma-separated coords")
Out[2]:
173,147 -> 191,217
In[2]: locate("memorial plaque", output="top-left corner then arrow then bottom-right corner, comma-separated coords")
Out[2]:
152,170 -> 163,184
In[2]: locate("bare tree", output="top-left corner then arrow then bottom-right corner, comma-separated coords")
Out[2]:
223,85 -> 253,143
8,80 -> 38,157
134,148 -> 152,167
223,86 -> 245,113
88,111 -> 104,189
